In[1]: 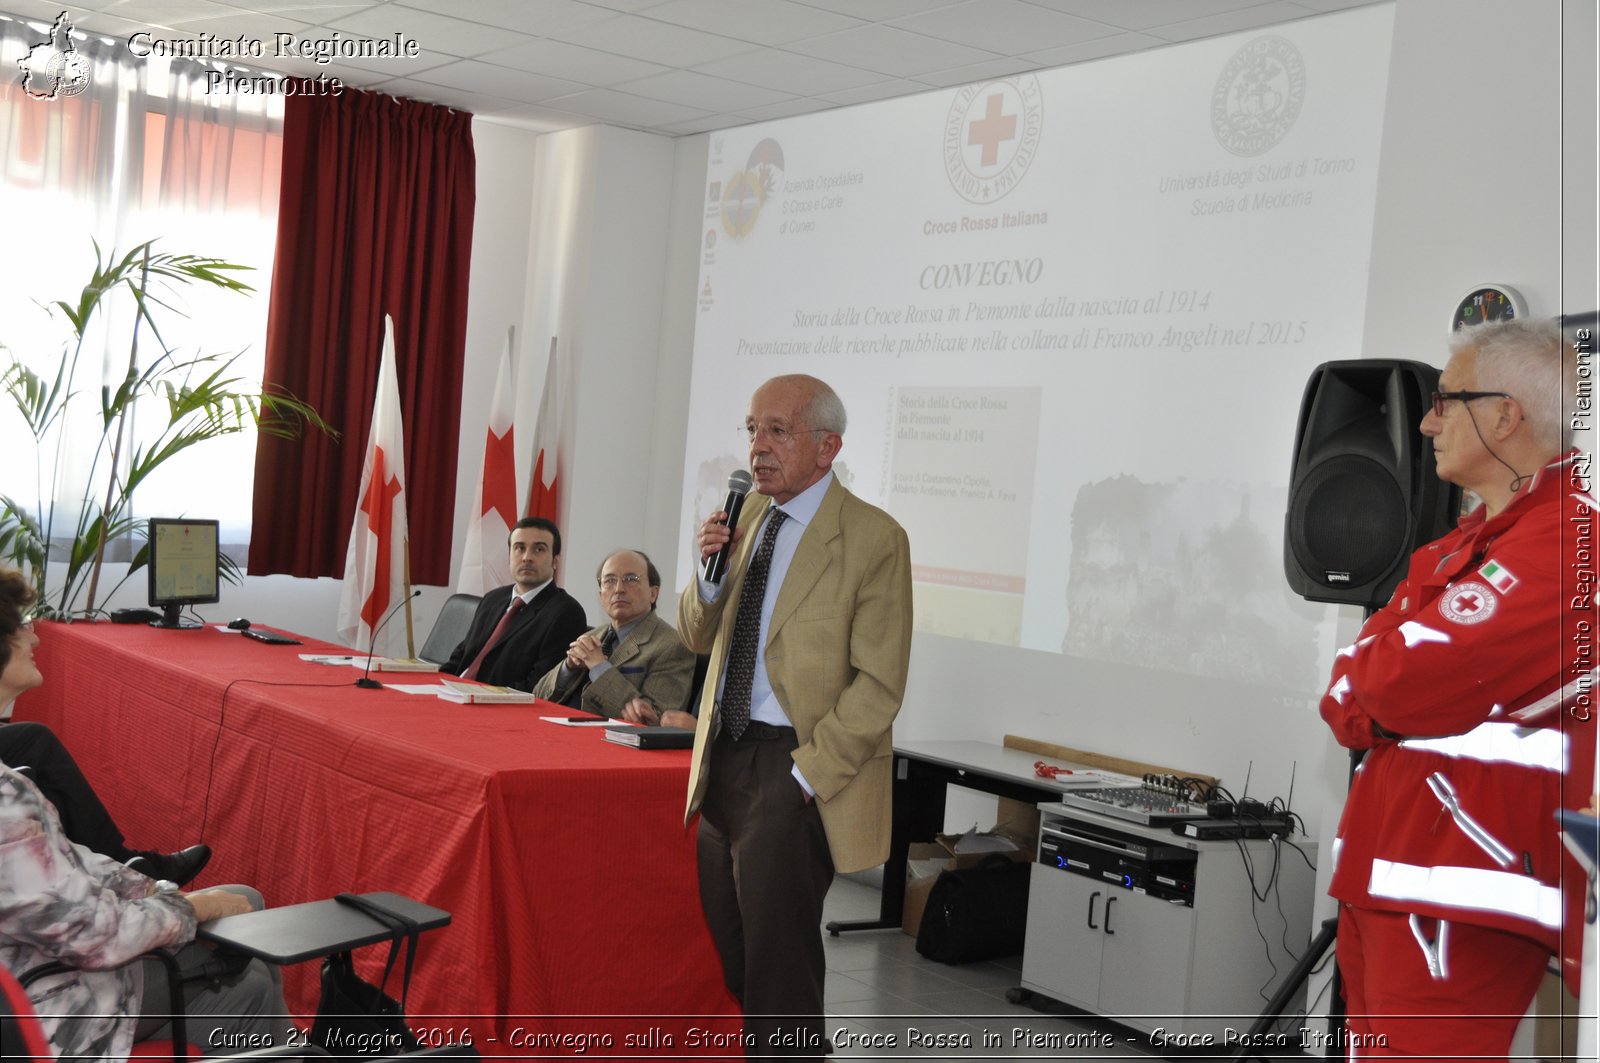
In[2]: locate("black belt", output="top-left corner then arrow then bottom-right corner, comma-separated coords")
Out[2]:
719,719 -> 796,742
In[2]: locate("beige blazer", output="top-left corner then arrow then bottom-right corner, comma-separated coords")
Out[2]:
679,476 -> 913,873
531,611 -> 696,718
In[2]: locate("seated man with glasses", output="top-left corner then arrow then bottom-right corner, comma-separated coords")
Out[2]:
1318,317 -> 1595,1057
533,549 -> 697,726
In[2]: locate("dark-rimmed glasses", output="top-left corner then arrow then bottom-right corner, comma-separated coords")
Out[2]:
1431,390 -> 1512,417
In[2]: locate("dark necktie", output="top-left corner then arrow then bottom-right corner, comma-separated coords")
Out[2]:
462,596 -> 525,681
600,627 -> 619,658
720,508 -> 787,740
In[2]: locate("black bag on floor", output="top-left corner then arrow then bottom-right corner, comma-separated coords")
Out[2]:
915,855 -> 1031,964
311,894 -> 424,1059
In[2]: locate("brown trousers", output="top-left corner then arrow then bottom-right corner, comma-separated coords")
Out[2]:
697,723 -> 835,1060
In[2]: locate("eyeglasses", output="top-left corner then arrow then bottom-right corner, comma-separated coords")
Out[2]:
1431,390 -> 1512,417
599,573 -> 645,589
739,422 -> 829,446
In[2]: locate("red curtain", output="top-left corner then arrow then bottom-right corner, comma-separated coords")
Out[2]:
248,86 -> 474,585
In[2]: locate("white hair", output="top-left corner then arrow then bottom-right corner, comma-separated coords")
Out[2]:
1448,318 -> 1571,451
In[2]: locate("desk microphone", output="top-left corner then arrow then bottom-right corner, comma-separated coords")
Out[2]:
356,590 -> 422,689
702,469 -> 753,584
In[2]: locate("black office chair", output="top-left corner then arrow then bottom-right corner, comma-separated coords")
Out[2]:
418,594 -> 481,665
19,951 -> 192,1063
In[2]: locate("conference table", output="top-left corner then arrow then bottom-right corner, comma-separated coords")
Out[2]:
14,620 -> 741,1056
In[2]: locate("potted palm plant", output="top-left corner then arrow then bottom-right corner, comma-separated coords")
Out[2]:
0,240 -> 331,619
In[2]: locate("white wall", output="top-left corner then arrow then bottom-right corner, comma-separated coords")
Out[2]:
514,124 -> 679,602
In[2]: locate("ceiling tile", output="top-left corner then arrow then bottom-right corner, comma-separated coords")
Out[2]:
794,0 -> 969,19
1019,0 -> 1269,32
815,76 -> 926,105
478,38 -> 670,86
732,96 -> 821,121
895,0 -> 1115,55
541,85 -> 713,127
1020,30 -> 1164,67
1293,0 -> 1383,9
693,47 -> 883,95
615,68 -> 793,111
910,54 -> 1038,88
1147,0 -> 1318,42
644,0 -> 859,46
207,0 -> 372,14
658,113 -> 736,134
410,59 -> 588,102
0,0 -> 93,26
476,102 -> 593,132
553,13 -> 757,66
97,0 -> 240,27
391,0 -> 616,36
11,7 -> 150,39
788,23 -> 996,78
286,36 -> 458,78
373,75 -> 519,112
326,5 -> 532,58
582,0 -> 674,11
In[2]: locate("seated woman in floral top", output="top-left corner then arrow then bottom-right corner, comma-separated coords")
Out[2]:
0,568 -> 287,1060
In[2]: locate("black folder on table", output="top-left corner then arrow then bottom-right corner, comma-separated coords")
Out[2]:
603,725 -> 695,750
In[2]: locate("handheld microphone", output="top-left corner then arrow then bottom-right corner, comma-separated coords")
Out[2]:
356,589 -> 423,689
702,469 -> 753,584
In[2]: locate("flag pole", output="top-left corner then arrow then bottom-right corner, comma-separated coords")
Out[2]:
403,537 -> 416,658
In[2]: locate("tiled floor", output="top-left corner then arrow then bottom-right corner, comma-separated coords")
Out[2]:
819,876 -> 1160,1060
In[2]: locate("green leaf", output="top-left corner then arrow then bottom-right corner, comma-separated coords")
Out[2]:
5,239 -> 326,617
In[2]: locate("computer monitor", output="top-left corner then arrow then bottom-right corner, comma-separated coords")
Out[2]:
146,518 -> 220,629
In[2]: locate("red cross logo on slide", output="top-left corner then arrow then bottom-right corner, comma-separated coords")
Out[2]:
968,94 -> 1017,167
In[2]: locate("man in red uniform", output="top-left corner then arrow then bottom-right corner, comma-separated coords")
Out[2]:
1320,318 -> 1595,1058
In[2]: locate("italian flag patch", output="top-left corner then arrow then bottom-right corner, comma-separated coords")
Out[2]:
1478,560 -> 1519,594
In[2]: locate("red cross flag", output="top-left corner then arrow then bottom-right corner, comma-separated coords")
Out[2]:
457,328 -> 518,593
525,337 -> 561,522
338,315 -> 413,656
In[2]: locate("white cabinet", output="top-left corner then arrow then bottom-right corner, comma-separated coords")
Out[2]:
1020,805 -> 1316,1040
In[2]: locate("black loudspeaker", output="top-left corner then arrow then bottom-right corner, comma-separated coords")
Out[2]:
1284,360 -> 1462,608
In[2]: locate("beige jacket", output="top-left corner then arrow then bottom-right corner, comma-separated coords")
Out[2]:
679,477 -> 912,873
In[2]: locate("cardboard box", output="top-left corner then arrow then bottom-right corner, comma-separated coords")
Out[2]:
994,796 -> 1042,850
901,842 -> 950,936
901,832 -> 1034,937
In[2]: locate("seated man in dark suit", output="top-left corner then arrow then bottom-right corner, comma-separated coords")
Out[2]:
533,549 -> 696,726
442,517 -> 588,691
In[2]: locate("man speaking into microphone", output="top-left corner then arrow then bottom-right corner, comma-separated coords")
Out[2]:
680,374 -> 912,1059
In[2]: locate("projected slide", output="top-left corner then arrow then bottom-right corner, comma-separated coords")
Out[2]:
679,6 -> 1393,690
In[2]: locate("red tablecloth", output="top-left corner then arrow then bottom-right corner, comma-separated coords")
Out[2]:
14,620 -> 741,1057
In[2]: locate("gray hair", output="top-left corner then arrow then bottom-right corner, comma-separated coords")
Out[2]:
779,374 -> 847,434
1448,318 -> 1571,451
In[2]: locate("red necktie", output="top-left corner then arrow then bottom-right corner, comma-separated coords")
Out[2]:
462,596 -> 526,681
